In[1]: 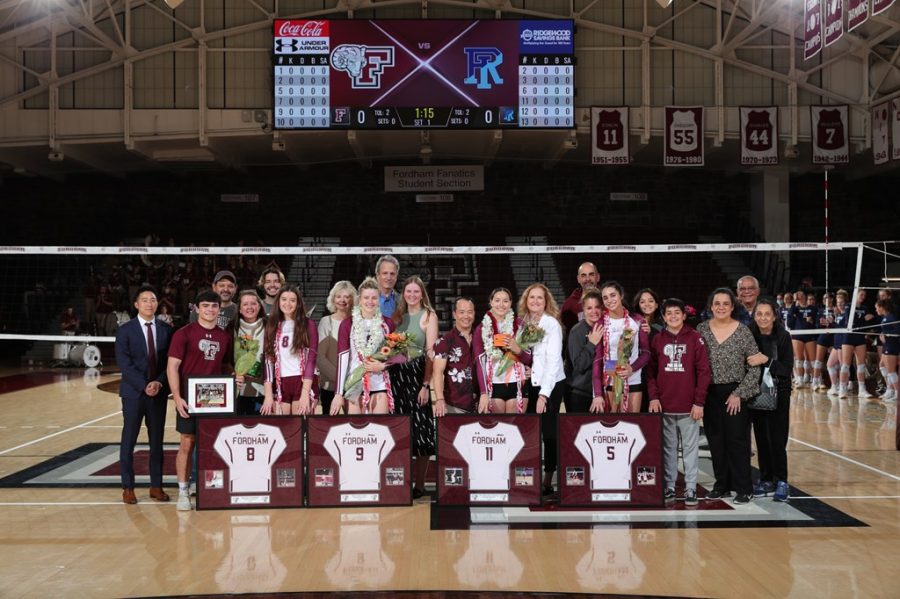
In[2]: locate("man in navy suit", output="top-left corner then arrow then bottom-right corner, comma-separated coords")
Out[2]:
115,285 -> 172,504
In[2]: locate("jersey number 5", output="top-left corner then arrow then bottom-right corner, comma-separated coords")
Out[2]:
606,446 -> 615,460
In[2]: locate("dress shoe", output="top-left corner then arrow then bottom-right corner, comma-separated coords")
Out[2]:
149,487 -> 170,502
122,488 -> 138,504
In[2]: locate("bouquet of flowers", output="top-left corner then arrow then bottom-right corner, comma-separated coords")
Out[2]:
234,335 -> 262,378
494,323 -> 545,376
343,332 -> 415,395
611,327 -> 635,408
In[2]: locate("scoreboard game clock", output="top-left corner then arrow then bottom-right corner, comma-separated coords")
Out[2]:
558,413 -> 664,508
273,19 -> 575,129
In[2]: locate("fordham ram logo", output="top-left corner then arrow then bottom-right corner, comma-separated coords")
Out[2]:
330,45 -> 395,89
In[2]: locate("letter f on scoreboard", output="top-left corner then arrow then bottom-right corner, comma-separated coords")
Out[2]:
463,47 -> 503,90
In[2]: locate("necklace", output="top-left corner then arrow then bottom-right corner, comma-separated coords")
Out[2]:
352,306 -> 383,359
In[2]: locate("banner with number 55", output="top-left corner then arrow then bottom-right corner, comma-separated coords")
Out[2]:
664,106 -> 704,167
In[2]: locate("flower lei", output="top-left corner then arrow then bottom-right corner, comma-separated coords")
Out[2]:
480,310 -> 525,413
602,308 -> 633,413
351,306 -> 394,413
273,321 -> 306,406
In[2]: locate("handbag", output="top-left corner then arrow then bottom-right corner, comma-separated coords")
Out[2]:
747,341 -> 777,411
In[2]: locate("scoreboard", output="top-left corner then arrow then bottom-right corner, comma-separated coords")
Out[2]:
273,19 -> 575,130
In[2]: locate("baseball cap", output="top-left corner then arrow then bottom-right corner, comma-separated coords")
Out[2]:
213,270 -> 236,284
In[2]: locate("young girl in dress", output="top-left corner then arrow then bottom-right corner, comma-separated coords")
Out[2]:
262,286 -> 318,416
473,287 -> 533,414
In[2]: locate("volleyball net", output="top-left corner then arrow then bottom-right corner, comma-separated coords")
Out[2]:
0,241 -> 896,352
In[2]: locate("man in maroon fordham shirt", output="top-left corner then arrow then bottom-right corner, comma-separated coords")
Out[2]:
560,262 -> 600,334
167,290 -> 233,511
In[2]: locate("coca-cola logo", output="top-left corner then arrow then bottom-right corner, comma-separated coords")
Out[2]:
278,20 -> 326,37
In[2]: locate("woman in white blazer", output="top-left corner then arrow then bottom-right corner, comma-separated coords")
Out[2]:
518,283 -> 566,495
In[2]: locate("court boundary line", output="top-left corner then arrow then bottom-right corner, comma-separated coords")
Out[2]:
0,411 -> 121,456
789,436 -> 900,482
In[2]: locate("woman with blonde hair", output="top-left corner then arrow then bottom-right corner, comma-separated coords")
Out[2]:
391,275 -> 439,498
332,277 -> 397,415
317,280 -> 355,415
518,283 -> 565,495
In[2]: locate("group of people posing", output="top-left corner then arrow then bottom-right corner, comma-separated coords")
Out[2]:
775,287 -> 899,402
116,256 -> 895,512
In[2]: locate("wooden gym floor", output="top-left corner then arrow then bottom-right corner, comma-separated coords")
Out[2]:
0,366 -> 898,598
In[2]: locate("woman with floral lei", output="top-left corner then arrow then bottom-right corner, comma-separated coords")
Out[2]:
591,281 -> 651,413
262,286 -> 319,416
473,287 -> 533,414
332,277 -> 397,415
390,275 -> 439,498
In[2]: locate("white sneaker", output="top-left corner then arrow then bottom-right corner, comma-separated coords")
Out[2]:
801,375 -> 810,387
838,385 -> 849,399
827,386 -> 839,397
858,389 -> 874,399
883,390 -> 898,403
176,493 -> 192,511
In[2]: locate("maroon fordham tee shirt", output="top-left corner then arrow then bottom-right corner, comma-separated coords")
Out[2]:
168,321 -> 232,397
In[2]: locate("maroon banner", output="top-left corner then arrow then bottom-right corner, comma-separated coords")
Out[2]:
591,107 -> 630,165
197,416 -> 303,510
811,105 -> 850,164
436,414 -> 541,506
307,415 -> 411,507
847,0 -> 870,30
740,106 -> 779,165
664,106 -> 703,166
558,413 -> 663,507
824,0 -> 844,47
804,0 -> 823,60
893,98 -> 900,161
873,101 -> 890,165
873,0 -> 895,15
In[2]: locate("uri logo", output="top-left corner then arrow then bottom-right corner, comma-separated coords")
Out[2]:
463,47 -> 503,90
331,45 -> 395,88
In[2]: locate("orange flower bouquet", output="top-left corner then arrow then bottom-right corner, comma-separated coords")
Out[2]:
343,332 -> 415,395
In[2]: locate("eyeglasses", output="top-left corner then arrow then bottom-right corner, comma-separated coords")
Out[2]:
737,287 -> 758,292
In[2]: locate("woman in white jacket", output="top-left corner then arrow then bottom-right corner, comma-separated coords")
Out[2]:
518,283 -> 566,495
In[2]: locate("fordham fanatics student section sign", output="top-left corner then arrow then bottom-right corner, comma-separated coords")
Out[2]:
811,105 -> 849,164
558,414 -> 663,508
664,106 -> 703,166
591,107 -> 629,165
196,416 -> 304,510
740,106 -> 778,166
437,415 -> 541,506
307,415 -> 411,507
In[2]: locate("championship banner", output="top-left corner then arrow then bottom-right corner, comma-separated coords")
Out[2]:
436,414 -> 541,506
740,106 -> 779,165
873,0 -> 895,15
804,0 -> 823,60
893,98 -> 900,161
196,416 -> 303,510
847,0 -> 869,31
811,105 -> 850,164
824,0 -> 844,47
307,415 -> 411,507
591,107 -> 630,165
664,106 -> 704,166
558,413 -> 663,507
873,101 -> 890,165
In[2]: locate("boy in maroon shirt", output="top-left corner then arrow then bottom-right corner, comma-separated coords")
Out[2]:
167,290 -> 233,511
647,298 -> 711,506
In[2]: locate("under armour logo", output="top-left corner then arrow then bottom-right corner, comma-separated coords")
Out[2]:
275,39 -> 299,52
463,47 -> 503,90
331,44 -> 395,88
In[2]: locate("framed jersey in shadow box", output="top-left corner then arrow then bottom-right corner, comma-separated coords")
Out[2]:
196,416 -> 303,510
306,415 -> 412,507
558,413 -> 663,507
436,414 -> 541,506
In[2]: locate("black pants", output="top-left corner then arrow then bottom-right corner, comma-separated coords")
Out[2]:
528,382 -> 565,474
751,386 -> 791,483
704,383 -> 752,495
564,387 -> 593,414
120,394 -> 167,489
319,388 -> 335,416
